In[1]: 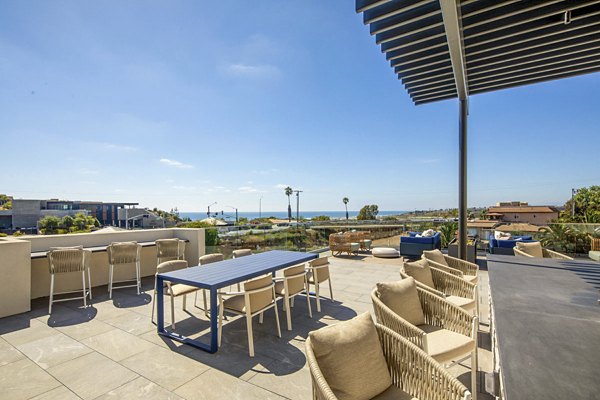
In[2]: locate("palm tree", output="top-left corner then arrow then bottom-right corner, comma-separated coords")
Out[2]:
285,186 -> 293,222
343,197 -> 349,224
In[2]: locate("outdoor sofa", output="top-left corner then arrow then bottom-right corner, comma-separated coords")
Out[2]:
488,234 -> 535,255
400,231 -> 441,258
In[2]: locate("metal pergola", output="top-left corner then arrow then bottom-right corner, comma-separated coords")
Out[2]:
356,0 -> 600,259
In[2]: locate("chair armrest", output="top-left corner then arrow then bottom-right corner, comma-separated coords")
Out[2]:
376,324 -> 471,400
305,337 -> 338,400
425,258 -> 464,277
444,255 -> 479,276
543,249 -> 573,260
513,247 -> 534,257
430,267 -> 476,299
417,288 -> 474,338
371,289 -> 426,350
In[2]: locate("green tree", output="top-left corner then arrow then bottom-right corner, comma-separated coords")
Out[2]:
62,215 -> 74,230
237,217 -> 249,225
312,215 -> 330,221
439,222 -> 458,248
0,194 -> 12,210
39,216 -> 61,234
343,197 -> 349,223
73,213 -> 88,231
560,186 -> 600,222
285,186 -> 293,223
357,204 -> 379,220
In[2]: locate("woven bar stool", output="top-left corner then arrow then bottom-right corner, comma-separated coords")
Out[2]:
107,242 -> 142,299
156,238 -> 185,264
47,247 -> 92,313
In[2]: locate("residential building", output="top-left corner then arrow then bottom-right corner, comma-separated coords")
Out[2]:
487,202 -> 559,225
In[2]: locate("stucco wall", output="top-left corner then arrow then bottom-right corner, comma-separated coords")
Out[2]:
0,238 -> 31,317
0,228 -> 205,307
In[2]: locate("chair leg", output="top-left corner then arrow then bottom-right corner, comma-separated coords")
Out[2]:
290,297 -> 295,307
259,312 -> 264,324
306,282 -> 313,318
151,289 -> 156,323
471,350 -> 478,400
203,290 -> 209,317
315,282 -> 321,312
87,267 -> 92,300
82,270 -> 87,308
183,294 -> 187,311
328,279 -> 334,302
109,264 -> 113,299
170,295 -> 176,329
49,274 -> 54,314
218,298 -> 224,347
273,301 -> 282,338
246,314 -> 254,357
285,295 -> 292,331
136,261 -> 141,295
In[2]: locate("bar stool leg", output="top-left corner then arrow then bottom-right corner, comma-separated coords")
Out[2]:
49,274 -> 55,314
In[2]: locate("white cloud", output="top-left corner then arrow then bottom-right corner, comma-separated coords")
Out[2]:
275,184 -> 289,189
159,158 -> 194,169
222,63 -> 282,79
418,158 -> 440,164
252,168 -> 279,175
101,143 -> 139,152
238,186 -> 268,194
172,185 -> 196,190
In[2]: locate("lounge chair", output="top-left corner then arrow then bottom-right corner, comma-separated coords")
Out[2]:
372,278 -> 477,400
307,312 -> 471,400
513,241 -> 573,260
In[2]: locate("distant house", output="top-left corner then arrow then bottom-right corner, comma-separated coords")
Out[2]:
487,202 -> 559,225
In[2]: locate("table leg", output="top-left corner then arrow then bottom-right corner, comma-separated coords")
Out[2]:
210,287 -> 218,353
157,276 -> 165,333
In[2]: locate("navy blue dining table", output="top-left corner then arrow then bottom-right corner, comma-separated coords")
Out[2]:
156,250 -> 318,353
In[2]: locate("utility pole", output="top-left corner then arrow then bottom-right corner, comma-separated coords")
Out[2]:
259,196 -> 264,219
207,202 -> 217,219
293,190 -> 303,225
226,205 -> 238,225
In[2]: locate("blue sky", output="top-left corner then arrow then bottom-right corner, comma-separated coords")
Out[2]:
1,1 -> 599,213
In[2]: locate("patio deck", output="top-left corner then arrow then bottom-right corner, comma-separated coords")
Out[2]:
0,253 -> 493,400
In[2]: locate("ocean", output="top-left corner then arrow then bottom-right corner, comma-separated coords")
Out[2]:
179,210 -> 408,221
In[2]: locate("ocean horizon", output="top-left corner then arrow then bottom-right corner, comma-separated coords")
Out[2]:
179,210 -> 408,221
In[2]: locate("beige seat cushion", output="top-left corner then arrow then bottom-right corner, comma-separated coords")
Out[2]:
422,249 -> 448,266
464,274 -> 478,284
418,325 -> 475,364
403,259 -> 435,289
446,295 -> 476,312
376,278 -> 425,326
223,294 -> 247,313
169,284 -> 199,297
309,313 -> 392,400
372,385 -> 417,400
516,241 -> 544,258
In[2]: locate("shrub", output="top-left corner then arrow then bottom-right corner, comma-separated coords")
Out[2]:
0,232 -> 7,237
13,231 -> 24,237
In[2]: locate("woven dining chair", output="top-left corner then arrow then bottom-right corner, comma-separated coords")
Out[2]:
107,242 -> 142,299
231,249 -> 252,290
401,259 -> 477,315
274,264 -> 312,330
513,241 -> 573,260
218,274 -> 281,357
422,249 -> 479,284
156,238 -> 186,265
371,278 -> 477,400
307,257 -> 334,312
306,312 -> 471,400
151,260 -> 199,329
196,253 -> 225,316
47,247 -> 92,313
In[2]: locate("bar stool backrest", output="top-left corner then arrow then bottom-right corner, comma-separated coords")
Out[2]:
108,242 -> 141,264
244,275 -> 274,313
156,239 -> 184,264
47,248 -> 86,274
199,253 -> 224,265
233,249 -> 252,258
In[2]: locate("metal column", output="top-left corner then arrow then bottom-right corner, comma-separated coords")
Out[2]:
458,98 -> 468,260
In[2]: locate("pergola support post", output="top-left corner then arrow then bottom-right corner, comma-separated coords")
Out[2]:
458,98 -> 468,260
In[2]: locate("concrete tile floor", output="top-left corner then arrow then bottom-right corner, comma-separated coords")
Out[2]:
0,252 -> 493,399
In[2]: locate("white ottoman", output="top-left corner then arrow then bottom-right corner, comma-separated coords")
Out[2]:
372,247 -> 400,258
